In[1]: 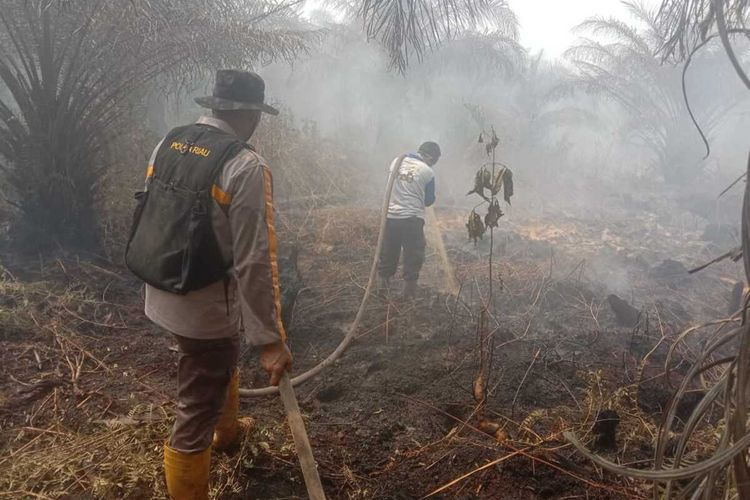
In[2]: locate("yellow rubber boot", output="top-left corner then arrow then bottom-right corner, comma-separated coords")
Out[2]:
212,369 -> 254,451
164,443 -> 210,500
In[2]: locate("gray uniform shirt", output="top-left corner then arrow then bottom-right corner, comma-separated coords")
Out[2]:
144,116 -> 285,345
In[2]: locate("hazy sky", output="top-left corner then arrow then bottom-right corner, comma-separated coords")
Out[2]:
507,0 -> 658,56
302,0 -> 661,58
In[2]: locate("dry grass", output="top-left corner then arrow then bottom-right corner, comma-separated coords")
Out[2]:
0,405 -> 297,499
0,262 -> 299,498
1,407 -> 170,498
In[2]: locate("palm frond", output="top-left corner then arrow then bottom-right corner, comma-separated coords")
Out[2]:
564,4 -> 747,183
0,0 -> 316,248
417,29 -> 525,78
657,0 -> 750,61
359,0 -> 517,72
574,17 -> 656,55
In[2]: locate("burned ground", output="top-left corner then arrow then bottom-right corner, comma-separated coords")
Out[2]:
0,196 -> 742,499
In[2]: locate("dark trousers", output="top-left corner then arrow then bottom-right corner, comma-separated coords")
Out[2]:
169,334 -> 239,453
378,217 -> 426,282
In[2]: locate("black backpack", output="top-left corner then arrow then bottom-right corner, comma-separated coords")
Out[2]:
125,123 -> 248,294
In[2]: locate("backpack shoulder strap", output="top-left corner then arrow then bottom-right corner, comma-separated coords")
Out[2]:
203,132 -> 253,192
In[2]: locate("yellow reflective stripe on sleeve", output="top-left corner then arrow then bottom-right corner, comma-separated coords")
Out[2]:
261,166 -> 287,342
211,184 -> 232,205
146,165 -> 154,178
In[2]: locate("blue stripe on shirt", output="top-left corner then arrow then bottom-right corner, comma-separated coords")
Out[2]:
425,178 -> 435,207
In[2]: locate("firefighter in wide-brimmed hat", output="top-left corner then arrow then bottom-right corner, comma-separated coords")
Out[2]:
126,69 -> 292,499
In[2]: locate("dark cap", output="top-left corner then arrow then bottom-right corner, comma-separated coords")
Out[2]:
418,141 -> 441,161
195,69 -> 279,115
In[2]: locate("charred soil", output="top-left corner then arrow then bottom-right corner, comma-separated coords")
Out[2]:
0,204 -> 741,499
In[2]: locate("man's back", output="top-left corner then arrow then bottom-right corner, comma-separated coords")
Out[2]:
387,154 -> 435,220
143,116 -> 284,347
378,142 -> 440,298
130,69 -> 292,500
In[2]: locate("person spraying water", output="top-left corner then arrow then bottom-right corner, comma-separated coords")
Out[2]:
378,142 -> 441,299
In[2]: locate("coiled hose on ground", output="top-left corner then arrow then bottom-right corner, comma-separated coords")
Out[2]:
239,155 -> 405,398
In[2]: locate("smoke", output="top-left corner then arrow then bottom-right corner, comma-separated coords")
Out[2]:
144,2 -> 750,301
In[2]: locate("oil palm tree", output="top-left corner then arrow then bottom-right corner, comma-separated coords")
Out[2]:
0,0 -> 313,249
565,1 -> 744,184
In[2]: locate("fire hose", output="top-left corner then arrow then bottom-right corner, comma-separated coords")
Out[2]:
239,155 -> 405,398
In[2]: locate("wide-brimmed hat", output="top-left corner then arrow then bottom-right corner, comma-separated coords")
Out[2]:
194,69 -> 279,115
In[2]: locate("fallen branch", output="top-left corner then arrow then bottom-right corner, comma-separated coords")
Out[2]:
420,449 -> 526,498
688,246 -> 742,274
